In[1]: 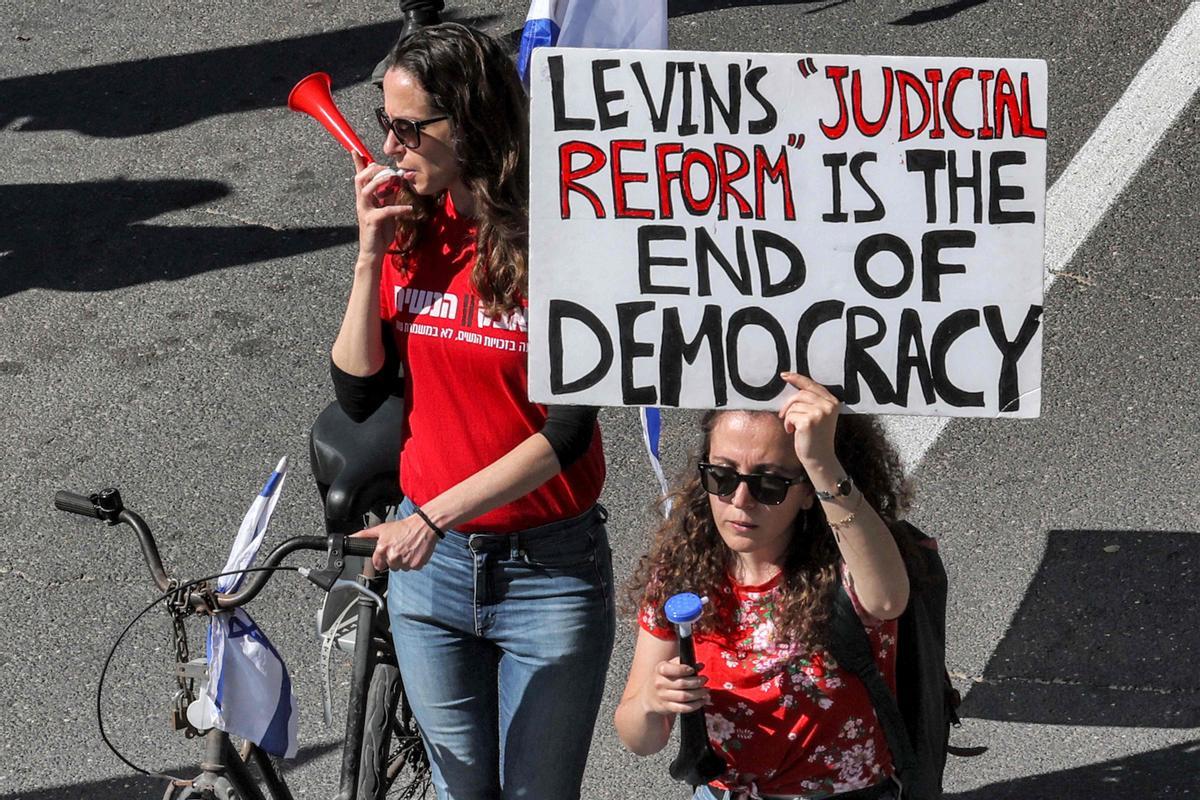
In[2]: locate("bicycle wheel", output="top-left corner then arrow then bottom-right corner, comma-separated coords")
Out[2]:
358,661 -> 432,800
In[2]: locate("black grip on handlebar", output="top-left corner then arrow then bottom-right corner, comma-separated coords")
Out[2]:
343,537 -> 378,557
54,491 -> 103,519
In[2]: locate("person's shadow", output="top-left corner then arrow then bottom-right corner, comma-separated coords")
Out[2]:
960,528 -> 1200,730
0,5 -> 988,143
945,527 -> 1200,799
666,0 -> 989,25
890,0 -> 989,26
947,740 -> 1200,799
669,0 -> 832,14
0,179 -> 354,298
0,15 -> 495,140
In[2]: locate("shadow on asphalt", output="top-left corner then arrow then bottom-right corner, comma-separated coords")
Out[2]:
890,0 -> 990,26
667,0 -> 989,23
0,16 -> 496,139
669,0 -> 834,16
0,180 -> 355,297
0,741 -> 339,800
0,3 -> 989,142
947,739 -> 1200,799
961,529 -> 1200,728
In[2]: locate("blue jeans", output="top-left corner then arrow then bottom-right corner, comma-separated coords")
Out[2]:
387,498 -> 616,800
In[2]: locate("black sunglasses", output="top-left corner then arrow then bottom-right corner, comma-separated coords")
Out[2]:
698,462 -> 808,506
374,107 -> 448,149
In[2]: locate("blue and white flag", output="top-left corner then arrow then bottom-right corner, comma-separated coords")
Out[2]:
641,406 -> 671,513
190,457 -> 299,758
217,457 -> 288,594
518,0 -> 669,86
517,0 -> 566,83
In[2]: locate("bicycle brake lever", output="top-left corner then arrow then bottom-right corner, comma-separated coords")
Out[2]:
303,533 -> 349,591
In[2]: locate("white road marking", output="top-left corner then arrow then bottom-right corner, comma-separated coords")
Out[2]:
884,1 -> 1200,471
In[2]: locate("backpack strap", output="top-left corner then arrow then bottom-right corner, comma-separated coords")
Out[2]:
828,582 -> 919,785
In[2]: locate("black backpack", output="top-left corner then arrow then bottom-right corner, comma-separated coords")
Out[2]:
827,521 -> 985,800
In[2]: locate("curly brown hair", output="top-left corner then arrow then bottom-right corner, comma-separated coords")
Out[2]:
383,23 -> 529,317
627,411 -> 914,649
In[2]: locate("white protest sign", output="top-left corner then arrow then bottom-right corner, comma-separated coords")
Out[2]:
527,48 -> 1047,416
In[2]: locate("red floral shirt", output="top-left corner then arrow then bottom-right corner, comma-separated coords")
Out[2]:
640,566 -> 897,798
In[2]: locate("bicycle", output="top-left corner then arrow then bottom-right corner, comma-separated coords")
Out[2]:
54,394 -> 430,800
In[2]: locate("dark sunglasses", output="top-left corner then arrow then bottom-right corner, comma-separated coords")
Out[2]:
374,107 -> 448,149
698,462 -> 808,506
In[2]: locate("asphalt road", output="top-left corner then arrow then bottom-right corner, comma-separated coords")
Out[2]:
1,1 -> 1196,798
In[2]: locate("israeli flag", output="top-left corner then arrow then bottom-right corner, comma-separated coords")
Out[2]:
190,458 -> 299,758
641,407 -> 670,509
518,0 -> 669,86
216,457 -> 288,594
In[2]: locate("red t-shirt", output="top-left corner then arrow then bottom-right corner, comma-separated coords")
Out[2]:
378,195 -> 605,532
641,565 -> 897,797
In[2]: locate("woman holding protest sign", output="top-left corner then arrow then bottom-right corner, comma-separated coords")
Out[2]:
615,372 -> 913,800
330,23 -> 612,800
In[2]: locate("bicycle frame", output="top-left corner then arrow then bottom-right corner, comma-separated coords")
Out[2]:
57,395 -> 424,799
167,732 -> 287,800
165,565 -> 396,800
168,538 -> 400,800
54,489 -> 406,800
333,548 -> 394,800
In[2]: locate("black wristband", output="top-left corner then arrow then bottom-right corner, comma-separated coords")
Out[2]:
412,505 -> 446,539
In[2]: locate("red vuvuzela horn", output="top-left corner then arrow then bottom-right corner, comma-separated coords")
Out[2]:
288,72 -> 376,162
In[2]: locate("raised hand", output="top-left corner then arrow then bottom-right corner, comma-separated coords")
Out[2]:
352,153 -> 412,266
777,371 -> 841,470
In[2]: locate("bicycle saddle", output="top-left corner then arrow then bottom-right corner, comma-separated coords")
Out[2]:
309,396 -> 404,527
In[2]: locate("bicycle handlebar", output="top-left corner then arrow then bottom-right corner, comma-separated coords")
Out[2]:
54,488 -> 378,611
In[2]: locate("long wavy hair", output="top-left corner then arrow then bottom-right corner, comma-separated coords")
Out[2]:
627,411 -> 915,649
383,24 -> 529,317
